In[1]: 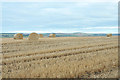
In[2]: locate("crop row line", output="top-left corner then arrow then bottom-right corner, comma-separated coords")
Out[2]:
2,42 -> 117,59
2,45 -> 118,65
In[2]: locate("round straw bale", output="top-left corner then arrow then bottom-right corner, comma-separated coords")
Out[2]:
39,34 -> 43,38
28,32 -> 39,40
107,34 -> 112,37
49,34 -> 56,38
14,33 -> 23,40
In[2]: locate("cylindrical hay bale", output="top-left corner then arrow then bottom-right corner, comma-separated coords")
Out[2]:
28,32 -> 39,40
107,34 -> 112,37
49,34 -> 56,38
39,34 -> 43,38
14,33 -> 23,40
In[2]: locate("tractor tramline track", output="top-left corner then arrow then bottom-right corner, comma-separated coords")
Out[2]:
3,48 -> 117,73
2,38 -> 117,54
2,48 -> 118,78
2,37 -> 118,78
2,44 -> 118,65
2,42 -> 117,59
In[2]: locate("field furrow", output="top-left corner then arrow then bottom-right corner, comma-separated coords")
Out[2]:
1,36 -> 118,78
2,44 -> 118,65
2,48 -> 118,78
3,42 -> 117,59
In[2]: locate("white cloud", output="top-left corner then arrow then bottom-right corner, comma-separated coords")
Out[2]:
66,30 -> 118,34
81,26 -> 118,29
84,32 -> 118,34
0,3 -> 2,33
73,25 -> 79,26
7,31 -> 50,33
6,30 -> 118,34
7,30 -> 68,33
1,0 -> 118,2
41,8 -> 72,15
2,1 -> 118,33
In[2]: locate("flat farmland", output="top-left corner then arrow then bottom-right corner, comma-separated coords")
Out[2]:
1,36 -> 119,78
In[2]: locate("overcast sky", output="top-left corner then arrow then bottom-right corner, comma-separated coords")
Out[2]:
1,1 -> 118,33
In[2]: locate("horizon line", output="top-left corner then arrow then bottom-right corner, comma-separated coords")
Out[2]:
0,32 -> 118,34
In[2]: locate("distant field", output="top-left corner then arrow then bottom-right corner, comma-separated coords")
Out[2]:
0,33 -> 119,38
1,36 -> 119,78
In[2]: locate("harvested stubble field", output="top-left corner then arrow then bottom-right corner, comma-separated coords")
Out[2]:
1,36 -> 119,78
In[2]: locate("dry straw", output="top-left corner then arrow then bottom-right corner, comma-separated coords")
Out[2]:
39,34 -> 43,38
49,34 -> 56,38
14,33 -> 23,40
107,34 -> 112,37
28,32 -> 39,40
